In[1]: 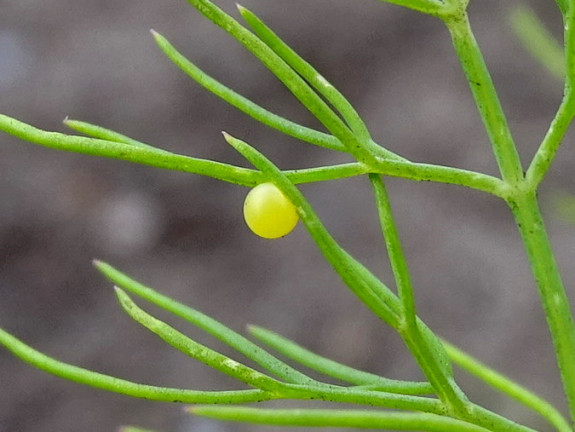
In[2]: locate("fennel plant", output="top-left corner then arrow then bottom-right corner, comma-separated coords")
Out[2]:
1,0 -> 574,431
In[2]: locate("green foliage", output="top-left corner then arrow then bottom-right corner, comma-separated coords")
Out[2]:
509,5 -> 565,80
119,427 -> 158,432
1,0 -> 575,431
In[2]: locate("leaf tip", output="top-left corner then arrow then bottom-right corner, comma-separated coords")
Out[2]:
221,131 -> 236,147
113,286 -> 133,310
150,29 -> 164,43
92,258 -> 108,272
184,405 -> 197,414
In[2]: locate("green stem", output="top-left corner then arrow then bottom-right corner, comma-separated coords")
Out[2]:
282,383 -> 537,432
370,157 -> 510,199
190,406 -> 492,432
369,174 -> 416,323
154,29 -> 407,163
183,0 -> 378,164
237,5 -> 372,144
0,114 -> 365,187
526,7 -> 575,188
247,325 -> 434,395
444,13 -> 524,185
282,384 -> 444,413
151,30 -> 345,152
400,328 -> 470,419
0,114 -> 260,186
443,340 -> 572,432
1,114 -> 509,194
0,327 -> 272,404
114,288 -> 285,392
525,95 -> 575,188
224,133 -> 407,330
509,191 -> 575,427
556,0 -> 568,16
369,174 -> 471,417
63,118 -> 167,152
224,133 -> 477,418
0,323 -> 541,432
287,164 -> 368,184
95,260 -> 318,386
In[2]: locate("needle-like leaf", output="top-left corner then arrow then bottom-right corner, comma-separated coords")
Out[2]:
0,326 -> 272,404
114,287 -> 286,392
95,260 -> 319,386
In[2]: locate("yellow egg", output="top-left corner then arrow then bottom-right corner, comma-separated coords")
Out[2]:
243,182 -> 299,239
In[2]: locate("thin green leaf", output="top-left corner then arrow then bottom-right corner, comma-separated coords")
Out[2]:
151,30 -> 344,152
286,385 -> 444,412
278,380 -> 536,432
0,326 -> 271,404
509,5 -> 564,80
95,260 -> 318,386
240,6 -> 416,165
182,0 -> 378,164
525,96 -> 575,189
96,264 -> 448,414
369,174 -> 462,405
0,323 -> 508,426
287,163 -> 368,184
238,5 -> 407,164
190,402 -> 538,432
443,341 -> 572,432
1,114 -> 376,187
369,174 -> 416,325
523,5 -> 575,190
2,113 -> 505,194
248,325 -> 433,395
114,287 -> 285,392
64,117 -> 169,153
237,5 -> 372,144
189,406 -> 492,432
0,114 -> 259,186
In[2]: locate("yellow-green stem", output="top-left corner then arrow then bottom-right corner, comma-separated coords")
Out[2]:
444,13 -> 524,186
509,191 -> 575,427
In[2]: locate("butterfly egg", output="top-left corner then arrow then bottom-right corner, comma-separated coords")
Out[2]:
243,182 -> 299,239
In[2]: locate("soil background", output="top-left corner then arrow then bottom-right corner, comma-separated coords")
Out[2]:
0,1 -> 572,431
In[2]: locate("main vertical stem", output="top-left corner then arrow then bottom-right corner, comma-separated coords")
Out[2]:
445,13 -> 524,186
510,191 -> 575,428
444,5 -> 575,428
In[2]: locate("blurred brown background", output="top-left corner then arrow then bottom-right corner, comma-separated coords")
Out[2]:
0,0 -> 572,431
